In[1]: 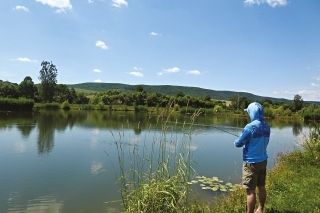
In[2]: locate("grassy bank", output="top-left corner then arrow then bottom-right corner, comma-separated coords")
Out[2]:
190,125 -> 320,213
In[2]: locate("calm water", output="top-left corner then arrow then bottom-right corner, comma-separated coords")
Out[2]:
0,110 -> 307,213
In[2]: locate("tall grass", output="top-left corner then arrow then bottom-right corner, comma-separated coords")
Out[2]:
0,98 -> 34,111
43,102 -> 60,110
106,104 -> 203,212
179,107 -> 215,115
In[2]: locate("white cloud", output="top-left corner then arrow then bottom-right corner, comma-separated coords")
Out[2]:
130,72 -> 143,77
244,0 -> 287,7
93,69 -> 101,73
150,32 -> 161,36
94,79 -> 102,82
95,40 -> 108,50
88,0 -> 93,3
36,0 -> 72,13
14,5 -> 29,12
187,70 -> 201,75
272,89 -> 320,101
316,76 -> 320,81
311,83 -> 319,87
163,67 -> 180,73
297,90 -> 319,100
134,67 -> 142,71
11,57 -> 38,62
112,0 -> 128,8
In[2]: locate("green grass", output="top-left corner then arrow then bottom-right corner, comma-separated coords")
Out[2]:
73,88 -> 97,94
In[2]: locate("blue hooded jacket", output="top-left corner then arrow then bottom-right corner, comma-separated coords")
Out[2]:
234,102 -> 270,163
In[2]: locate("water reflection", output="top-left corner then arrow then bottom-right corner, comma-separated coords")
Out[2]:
292,121 -> 303,136
16,124 -> 36,139
0,112 -> 36,138
91,161 -> 105,175
7,195 -> 63,213
0,111 -> 312,155
14,142 -> 27,154
37,112 -> 55,154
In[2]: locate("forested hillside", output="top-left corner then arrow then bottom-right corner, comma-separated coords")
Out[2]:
68,82 -> 292,103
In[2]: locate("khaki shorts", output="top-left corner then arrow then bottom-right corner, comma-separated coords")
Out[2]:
242,160 -> 267,190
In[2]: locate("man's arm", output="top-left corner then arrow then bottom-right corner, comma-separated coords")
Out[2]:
234,127 -> 251,147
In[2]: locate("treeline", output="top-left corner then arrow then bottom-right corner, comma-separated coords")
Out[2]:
2,76 -> 320,120
0,78 -> 88,104
0,61 -> 89,111
1,61 -> 320,119
90,86 -> 222,110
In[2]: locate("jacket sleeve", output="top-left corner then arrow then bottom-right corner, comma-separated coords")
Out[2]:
234,127 -> 251,148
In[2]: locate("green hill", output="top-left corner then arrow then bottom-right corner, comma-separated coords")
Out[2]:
67,82 -> 318,104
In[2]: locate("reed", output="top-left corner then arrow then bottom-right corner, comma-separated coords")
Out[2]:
0,98 -> 34,111
106,103 -> 201,212
43,102 -> 60,110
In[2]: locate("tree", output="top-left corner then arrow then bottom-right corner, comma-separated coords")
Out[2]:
204,95 -> 211,101
70,87 -> 78,104
0,81 -> 19,98
19,76 -> 37,99
293,94 -> 303,112
77,92 -> 89,104
38,61 -> 58,102
230,95 -> 239,110
54,84 -> 71,103
136,85 -> 144,92
176,91 -> 185,98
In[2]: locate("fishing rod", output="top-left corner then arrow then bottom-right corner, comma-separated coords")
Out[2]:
166,121 -> 241,137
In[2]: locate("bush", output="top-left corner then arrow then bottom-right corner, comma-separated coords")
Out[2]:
61,101 -> 70,110
97,102 -> 105,110
304,112 -> 320,121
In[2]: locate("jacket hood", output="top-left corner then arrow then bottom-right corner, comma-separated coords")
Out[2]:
245,102 -> 264,121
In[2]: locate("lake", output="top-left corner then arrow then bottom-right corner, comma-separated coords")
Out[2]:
0,110 -> 308,213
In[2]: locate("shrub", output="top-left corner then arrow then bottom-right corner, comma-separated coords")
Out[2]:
97,102 -> 105,110
304,112 -> 320,121
61,100 -> 70,110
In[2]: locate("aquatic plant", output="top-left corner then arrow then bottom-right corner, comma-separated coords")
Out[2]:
188,175 -> 241,192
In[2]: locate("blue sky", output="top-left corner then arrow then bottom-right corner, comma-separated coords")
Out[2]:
1,0 -> 320,101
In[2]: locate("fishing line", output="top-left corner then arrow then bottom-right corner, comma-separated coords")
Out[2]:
166,121 -> 241,137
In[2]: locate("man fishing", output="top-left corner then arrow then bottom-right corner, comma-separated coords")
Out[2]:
234,102 -> 271,213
